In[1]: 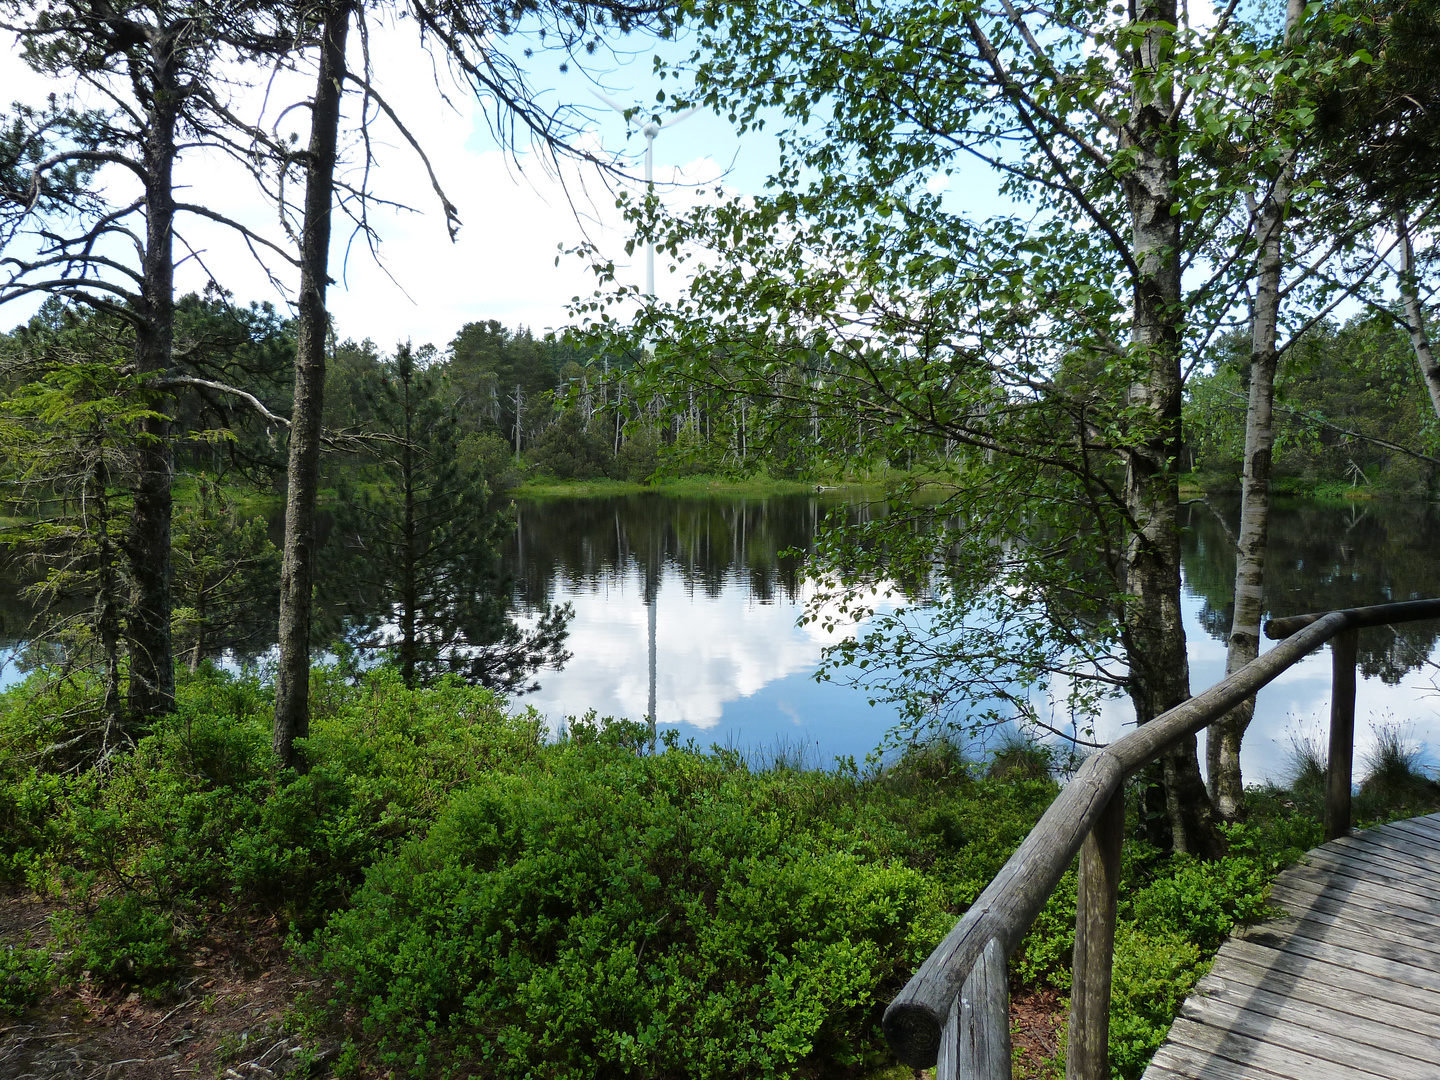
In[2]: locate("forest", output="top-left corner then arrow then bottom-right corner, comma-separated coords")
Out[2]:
3,0 -> 1440,1077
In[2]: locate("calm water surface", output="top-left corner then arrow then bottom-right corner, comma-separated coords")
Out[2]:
2,493 -> 1435,783
504,494 -> 1440,781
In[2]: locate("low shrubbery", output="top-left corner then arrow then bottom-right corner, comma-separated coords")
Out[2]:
2,665 -> 1435,1078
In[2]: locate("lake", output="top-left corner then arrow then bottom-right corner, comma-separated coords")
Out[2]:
2,491 -> 1436,784
502,493 -> 1440,782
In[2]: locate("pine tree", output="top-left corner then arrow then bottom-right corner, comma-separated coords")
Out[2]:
0,309 -> 153,755
332,344 -> 569,690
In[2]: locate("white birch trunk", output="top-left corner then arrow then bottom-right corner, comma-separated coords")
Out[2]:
1123,0 -> 1220,858
1207,0 -> 1303,820
1397,210 -> 1440,422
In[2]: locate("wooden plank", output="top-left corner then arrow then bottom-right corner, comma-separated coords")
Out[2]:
1325,831 -> 1440,876
1142,1048 -> 1297,1080
1190,967 -> 1440,1063
1304,838 -> 1440,883
1248,914 -> 1440,970
1341,818 -> 1440,848
1200,954 -> 1440,1043
1293,848 -> 1440,902
1273,863 -> 1440,918
1385,810 -> 1440,834
1215,939 -> 1440,1017
1271,864 -> 1440,919
1160,1016 -> 1390,1080
1227,930 -> 1440,996
1381,815 -> 1440,847
1143,814 -> 1440,1080
1178,994 -> 1438,1079
1268,879 -> 1440,937
1333,826 -> 1440,868
1263,905 -> 1440,961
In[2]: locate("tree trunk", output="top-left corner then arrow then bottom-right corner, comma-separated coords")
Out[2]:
400,367 -> 417,689
274,1 -> 352,768
126,30 -> 181,723
1397,209 -> 1440,422
190,577 -> 207,674
1207,0 -> 1304,821
95,470 -> 125,755
1122,0 -> 1222,859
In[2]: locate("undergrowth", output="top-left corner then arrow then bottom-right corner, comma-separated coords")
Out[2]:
1,666 -> 1435,1079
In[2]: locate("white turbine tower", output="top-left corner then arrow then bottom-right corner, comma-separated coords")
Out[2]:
593,92 -> 699,297
593,93 -> 697,746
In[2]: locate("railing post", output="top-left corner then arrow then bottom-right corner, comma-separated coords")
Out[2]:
1066,789 -> 1124,1080
937,937 -> 1011,1080
1324,626 -> 1359,841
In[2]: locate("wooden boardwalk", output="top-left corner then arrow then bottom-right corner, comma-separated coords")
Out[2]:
1144,812 -> 1440,1080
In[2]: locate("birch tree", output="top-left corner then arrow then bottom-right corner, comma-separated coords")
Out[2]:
1314,1 -> 1440,420
572,0 -> 1369,852
1208,0 -> 1306,820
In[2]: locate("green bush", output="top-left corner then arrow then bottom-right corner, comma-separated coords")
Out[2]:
306,734 -> 1007,1079
1129,854 -> 1271,953
67,894 -> 177,986
1107,923 -> 1207,1080
8,666 -> 543,927
0,945 -> 52,1015
1,663 -> 1346,1080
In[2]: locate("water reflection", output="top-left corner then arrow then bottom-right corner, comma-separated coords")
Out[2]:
507,493 -> 1440,778
1182,498 -> 1440,682
504,494 -> 904,762
1,492 -> 1434,779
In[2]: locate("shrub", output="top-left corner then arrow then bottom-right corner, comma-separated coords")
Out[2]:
15,667 -> 543,927
67,895 -> 177,986
529,410 -> 618,480
1129,854 -> 1271,953
308,739 -> 970,1079
1107,924 -> 1207,1080
0,945 -> 52,1016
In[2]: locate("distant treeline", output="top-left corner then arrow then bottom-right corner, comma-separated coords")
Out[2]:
1184,313 -> 1440,496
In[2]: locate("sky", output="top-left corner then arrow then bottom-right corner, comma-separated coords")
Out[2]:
0,21 -> 773,351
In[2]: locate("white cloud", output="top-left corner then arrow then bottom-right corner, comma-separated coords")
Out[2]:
1,23 -> 732,348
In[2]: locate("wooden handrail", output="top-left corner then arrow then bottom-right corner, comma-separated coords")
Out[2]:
882,597 -> 1440,1076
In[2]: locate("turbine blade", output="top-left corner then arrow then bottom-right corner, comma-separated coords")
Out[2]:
660,106 -> 702,129
590,89 -> 632,116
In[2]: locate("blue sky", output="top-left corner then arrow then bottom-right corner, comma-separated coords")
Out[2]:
0,18 -> 1017,353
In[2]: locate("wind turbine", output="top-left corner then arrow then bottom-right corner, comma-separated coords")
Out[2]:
592,91 -> 700,296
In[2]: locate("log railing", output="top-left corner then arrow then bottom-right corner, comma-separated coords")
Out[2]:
882,597 -> 1440,1079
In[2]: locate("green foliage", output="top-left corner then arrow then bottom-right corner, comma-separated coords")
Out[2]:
64,894 -> 177,986
0,945 -> 52,1016
307,733 -> 1005,1079
1106,925 -> 1207,1080
326,344 -> 570,693
0,308 -> 155,741
2,666 -> 544,926
1129,854 -> 1271,953
1185,315 -> 1440,495
9,664 -> 1430,1078
171,475 -> 280,669
529,407 -> 619,480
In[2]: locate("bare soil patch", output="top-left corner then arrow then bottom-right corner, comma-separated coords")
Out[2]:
1,894 -> 335,1080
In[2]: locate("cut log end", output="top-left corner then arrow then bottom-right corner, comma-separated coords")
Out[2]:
882,1001 -> 942,1068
